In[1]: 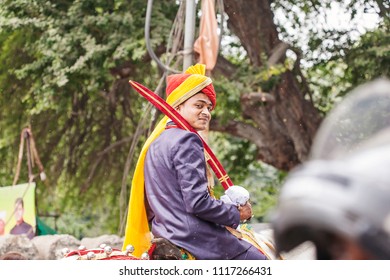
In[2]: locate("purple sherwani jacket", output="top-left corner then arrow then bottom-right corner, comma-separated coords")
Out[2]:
144,128 -> 252,259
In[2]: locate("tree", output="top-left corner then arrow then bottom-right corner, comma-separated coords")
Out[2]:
210,0 -> 388,172
211,0 -> 323,171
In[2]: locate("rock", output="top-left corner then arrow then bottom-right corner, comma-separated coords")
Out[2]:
80,234 -> 124,250
0,234 -> 39,260
32,234 -> 81,260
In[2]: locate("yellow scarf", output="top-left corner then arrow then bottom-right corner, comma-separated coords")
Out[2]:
122,64 -> 213,257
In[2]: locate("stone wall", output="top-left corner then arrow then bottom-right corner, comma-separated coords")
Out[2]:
0,225 -> 316,260
0,234 -> 124,260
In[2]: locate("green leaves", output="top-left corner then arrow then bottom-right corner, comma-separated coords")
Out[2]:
0,0 -> 177,236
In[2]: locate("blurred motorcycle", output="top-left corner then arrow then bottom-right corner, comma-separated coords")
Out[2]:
271,78 -> 390,260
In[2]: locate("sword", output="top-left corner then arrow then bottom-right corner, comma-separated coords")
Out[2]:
129,80 -> 233,190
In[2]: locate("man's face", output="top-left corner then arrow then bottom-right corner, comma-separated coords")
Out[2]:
14,202 -> 24,224
176,93 -> 212,131
0,219 -> 4,235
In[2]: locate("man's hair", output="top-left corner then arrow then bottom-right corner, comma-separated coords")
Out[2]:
14,197 -> 24,208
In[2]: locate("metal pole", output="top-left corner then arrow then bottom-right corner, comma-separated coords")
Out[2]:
183,0 -> 196,70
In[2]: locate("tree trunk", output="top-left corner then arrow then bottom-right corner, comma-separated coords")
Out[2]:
211,0 -> 322,171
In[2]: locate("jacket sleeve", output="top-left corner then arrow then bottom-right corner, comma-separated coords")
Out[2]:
171,132 -> 240,228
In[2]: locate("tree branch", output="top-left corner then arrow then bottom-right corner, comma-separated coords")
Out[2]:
210,119 -> 267,149
213,54 -> 238,79
241,91 -> 275,104
267,42 -> 290,66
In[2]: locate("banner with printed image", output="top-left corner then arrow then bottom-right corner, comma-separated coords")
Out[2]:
0,183 -> 36,239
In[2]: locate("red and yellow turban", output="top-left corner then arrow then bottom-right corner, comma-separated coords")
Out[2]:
122,64 -> 217,257
165,65 -> 216,109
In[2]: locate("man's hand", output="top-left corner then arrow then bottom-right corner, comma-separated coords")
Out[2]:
238,202 -> 253,222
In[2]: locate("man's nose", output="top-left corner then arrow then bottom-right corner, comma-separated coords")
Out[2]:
201,107 -> 210,116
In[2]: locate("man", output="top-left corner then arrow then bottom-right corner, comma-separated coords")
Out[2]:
123,64 -> 266,260
10,198 -> 35,239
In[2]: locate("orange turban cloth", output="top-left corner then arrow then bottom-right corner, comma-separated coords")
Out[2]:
122,64 -> 217,257
165,64 -> 216,109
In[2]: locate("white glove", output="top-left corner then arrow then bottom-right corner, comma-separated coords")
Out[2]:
220,194 -> 234,205
224,185 -> 250,206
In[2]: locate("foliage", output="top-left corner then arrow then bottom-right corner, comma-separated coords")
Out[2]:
343,26 -> 390,85
273,0 -> 389,110
243,162 -> 286,223
210,132 -> 286,222
211,74 -> 245,124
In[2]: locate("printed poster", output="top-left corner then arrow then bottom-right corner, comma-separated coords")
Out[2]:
0,183 -> 36,239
